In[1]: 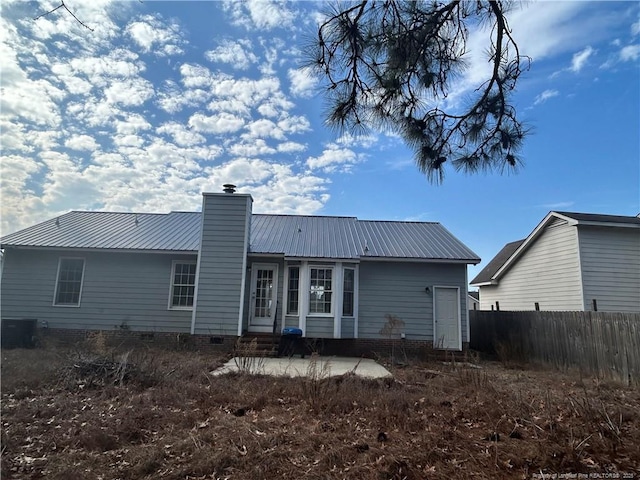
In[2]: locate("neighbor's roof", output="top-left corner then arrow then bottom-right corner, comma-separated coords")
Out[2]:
469,239 -> 525,285
554,211 -> 640,226
1,211 -> 480,263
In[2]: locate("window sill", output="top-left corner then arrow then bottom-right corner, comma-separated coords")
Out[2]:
307,313 -> 334,317
53,304 -> 81,308
169,307 -> 194,312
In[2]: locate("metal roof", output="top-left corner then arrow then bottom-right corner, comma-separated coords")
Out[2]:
1,211 -> 480,262
0,211 -> 202,252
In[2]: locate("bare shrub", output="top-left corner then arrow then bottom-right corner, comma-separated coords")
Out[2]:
233,338 -> 266,375
495,336 -> 528,368
302,353 -> 333,412
379,314 -> 407,365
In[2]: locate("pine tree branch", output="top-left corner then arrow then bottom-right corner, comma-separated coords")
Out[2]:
34,1 -> 94,32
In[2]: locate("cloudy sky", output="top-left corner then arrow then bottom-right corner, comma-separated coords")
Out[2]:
1,0 -> 639,281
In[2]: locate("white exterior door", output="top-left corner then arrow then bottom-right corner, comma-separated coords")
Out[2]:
249,265 -> 278,332
433,286 -> 461,350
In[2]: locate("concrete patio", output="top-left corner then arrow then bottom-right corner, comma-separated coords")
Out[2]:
211,355 -> 392,379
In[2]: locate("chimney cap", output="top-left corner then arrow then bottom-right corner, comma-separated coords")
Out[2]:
223,184 -> 236,194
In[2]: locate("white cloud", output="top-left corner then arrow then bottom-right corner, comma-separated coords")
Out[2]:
65,135 -> 99,151
180,63 -> 215,89
157,122 -> 206,147
632,20 -> 640,37
306,146 -> 362,173
126,15 -> 184,56
104,78 -> 155,106
620,44 -> 640,62
534,89 -> 560,106
277,141 -> 306,153
188,112 -> 246,134
205,39 -> 258,70
570,46 -> 595,72
222,0 -> 296,31
288,67 -> 318,98
245,119 -> 285,140
228,139 -> 277,157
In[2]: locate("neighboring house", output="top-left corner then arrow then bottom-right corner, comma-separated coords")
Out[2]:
467,291 -> 480,311
0,189 -> 480,351
470,211 -> 640,312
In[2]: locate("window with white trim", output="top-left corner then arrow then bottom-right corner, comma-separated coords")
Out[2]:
287,266 -> 300,315
54,258 -> 85,306
343,267 -> 355,316
170,262 -> 196,308
309,267 -> 332,314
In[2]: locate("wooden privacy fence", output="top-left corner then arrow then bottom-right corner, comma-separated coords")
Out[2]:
469,310 -> 640,386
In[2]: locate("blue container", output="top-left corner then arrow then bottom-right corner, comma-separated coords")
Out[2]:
282,327 -> 303,337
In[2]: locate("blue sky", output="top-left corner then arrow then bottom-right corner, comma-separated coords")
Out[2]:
1,0 -> 639,283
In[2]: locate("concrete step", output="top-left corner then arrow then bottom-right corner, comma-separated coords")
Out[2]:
236,334 -> 281,357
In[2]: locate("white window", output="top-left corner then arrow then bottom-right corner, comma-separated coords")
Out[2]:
286,266 -> 300,315
170,261 -> 196,309
343,267 -> 355,316
309,267 -> 333,314
54,258 -> 85,306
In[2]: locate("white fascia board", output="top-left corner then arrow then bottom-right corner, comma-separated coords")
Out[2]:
469,280 -> 498,287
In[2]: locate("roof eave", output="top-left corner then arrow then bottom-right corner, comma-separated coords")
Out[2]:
360,256 -> 480,264
1,245 -> 198,255
470,280 -> 497,287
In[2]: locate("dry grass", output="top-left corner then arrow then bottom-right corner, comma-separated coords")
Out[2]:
2,342 -> 639,479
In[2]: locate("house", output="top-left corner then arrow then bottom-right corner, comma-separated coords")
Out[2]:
467,291 -> 480,311
0,188 -> 480,352
470,211 -> 640,312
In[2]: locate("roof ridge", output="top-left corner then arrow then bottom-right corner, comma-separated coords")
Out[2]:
252,213 -> 357,219
358,219 -> 439,224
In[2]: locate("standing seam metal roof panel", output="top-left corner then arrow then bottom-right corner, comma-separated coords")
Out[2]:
1,211 -> 479,262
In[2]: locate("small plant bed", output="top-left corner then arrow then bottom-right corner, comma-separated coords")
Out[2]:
2,341 -> 639,479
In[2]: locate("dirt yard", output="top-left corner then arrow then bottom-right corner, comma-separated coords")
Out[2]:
1,337 -> 639,480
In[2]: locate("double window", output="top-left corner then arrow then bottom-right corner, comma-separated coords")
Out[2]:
54,258 -> 85,306
309,267 -> 333,314
170,261 -> 196,308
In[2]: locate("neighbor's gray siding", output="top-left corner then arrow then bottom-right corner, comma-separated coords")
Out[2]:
578,226 -> 640,312
480,218 -> 583,311
193,194 -> 251,336
0,248 -> 194,332
358,261 -> 468,342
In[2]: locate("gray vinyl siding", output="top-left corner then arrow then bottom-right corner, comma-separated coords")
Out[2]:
283,315 -> 298,330
0,248 -> 194,332
305,316 -> 334,338
242,257 -> 285,332
578,226 -> 640,312
193,194 -> 251,336
341,317 -> 355,338
480,219 -> 583,311
358,261 -> 468,342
